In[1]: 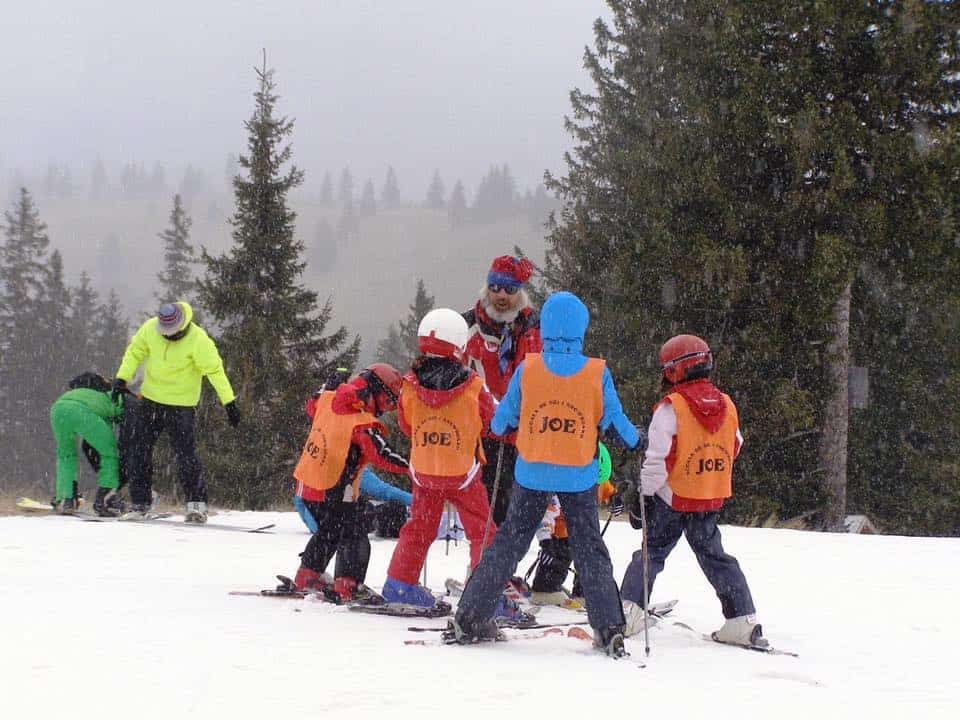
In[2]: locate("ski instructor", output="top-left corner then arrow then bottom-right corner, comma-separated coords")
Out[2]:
462,254 -> 542,525
112,301 -> 239,523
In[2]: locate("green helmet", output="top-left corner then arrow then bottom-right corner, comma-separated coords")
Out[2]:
597,442 -> 612,484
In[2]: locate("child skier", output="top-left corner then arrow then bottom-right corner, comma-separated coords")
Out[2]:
620,334 -> 764,647
451,291 -> 642,657
289,363 -> 409,603
381,309 -> 497,607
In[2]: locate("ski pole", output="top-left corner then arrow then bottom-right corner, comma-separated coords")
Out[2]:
479,441 -> 505,561
639,493 -> 651,657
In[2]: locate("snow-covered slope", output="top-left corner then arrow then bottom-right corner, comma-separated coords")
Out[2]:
1,511 -> 955,719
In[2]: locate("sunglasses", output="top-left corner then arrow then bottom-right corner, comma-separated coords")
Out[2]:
488,283 -> 520,295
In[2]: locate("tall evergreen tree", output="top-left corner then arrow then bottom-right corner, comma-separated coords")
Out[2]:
424,170 -> 446,209
0,189 -> 55,490
66,271 -> 99,369
448,179 -> 467,228
156,194 -> 197,305
544,0 -> 960,533
375,278 -> 435,369
381,165 -> 401,208
198,58 -> 359,508
318,172 -> 334,207
93,289 -> 129,377
359,179 -> 377,217
337,168 -> 354,206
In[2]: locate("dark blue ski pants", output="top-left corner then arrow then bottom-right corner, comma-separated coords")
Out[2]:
621,495 -> 755,619
456,483 -> 625,632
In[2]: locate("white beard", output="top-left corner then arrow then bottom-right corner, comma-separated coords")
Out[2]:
481,287 -> 530,325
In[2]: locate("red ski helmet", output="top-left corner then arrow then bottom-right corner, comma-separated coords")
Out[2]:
659,334 -> 713,385
363,363 -> 403,412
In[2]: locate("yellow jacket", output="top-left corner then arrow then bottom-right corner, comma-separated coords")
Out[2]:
115,302 -> 235,407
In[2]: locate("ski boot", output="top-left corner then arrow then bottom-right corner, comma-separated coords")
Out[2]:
382,577 -> 438,608
494,592 -> 537,627
593,625 -> 629,658
93,487 -> 125,517
53,497 -> 78,514
291,566 -> 333,592
714,614 -> 767,648
622,599 -> 660,637
184,501 -> 208,524
443,615 -> 504,645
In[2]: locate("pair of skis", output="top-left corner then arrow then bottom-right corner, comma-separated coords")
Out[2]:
15,496 -> 275,533
228,575 -> 453,619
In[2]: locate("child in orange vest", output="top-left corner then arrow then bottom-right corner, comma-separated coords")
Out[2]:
381,309 -> 497,608
620,334 -> 764,647
290,363 -> 409,603
452,292 -> 642,657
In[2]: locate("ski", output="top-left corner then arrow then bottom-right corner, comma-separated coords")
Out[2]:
348,602 -> 452,619
405,626 -> 570,646
79,511 -> 174,522
407,618 -> 589,632
672,622 -> 798,657
125,518 -> 275,533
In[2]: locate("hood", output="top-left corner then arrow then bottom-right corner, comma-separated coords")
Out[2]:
540,291 -> 588,355
671,379 -> 727,433
406,356 -> 473,408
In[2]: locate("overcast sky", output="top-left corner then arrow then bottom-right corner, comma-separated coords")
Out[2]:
3,0 -> 611,196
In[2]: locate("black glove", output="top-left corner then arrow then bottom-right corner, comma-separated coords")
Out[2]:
629,494 -> 657,530
538,538 -> 565,568
225,400 -> 241,428
609,493 -> 625,517
111,378 -> 127,404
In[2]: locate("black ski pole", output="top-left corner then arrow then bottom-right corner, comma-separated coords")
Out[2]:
640,494 -> 651,657
479,441 -> 505,561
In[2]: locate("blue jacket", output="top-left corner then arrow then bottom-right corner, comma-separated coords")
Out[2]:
294,468 -> 412,532
491,291 -> 640,493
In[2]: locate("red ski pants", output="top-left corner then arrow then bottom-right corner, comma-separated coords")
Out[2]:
386,477 -> 495,584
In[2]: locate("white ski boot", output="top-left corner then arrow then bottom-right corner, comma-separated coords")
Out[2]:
185,501 -> 208,524
713,614 -> 767,647
622,600 -> 659,637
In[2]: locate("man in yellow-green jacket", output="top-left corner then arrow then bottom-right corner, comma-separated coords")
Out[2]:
113,301 -> 239,523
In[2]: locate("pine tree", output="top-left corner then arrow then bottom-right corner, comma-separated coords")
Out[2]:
381,165 -> 401,208
337,168 -> 354,206
92,290 -> 129,378
337,197 -> 360,242
0,189 -> 55,490
424,170 -> 445,209
544,0 -> 960,532
318,172 -> 334,207
198,58 -> 359,509
448,179 -> 467,228
376,278 -> 435,369
66,271 -> 99,370
156,194 -> 197,305
359,179 -> 377,217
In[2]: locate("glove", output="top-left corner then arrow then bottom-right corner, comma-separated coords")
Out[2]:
111,378 -> 127,404
609,493 -> 624,517
538,538 -> 566,568
629,494 -> 657,530
224,400 -> 241,428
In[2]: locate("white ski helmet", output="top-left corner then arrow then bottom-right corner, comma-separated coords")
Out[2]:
418,308 -> 469,360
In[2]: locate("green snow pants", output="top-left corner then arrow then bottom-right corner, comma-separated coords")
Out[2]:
49,399 -> 119,501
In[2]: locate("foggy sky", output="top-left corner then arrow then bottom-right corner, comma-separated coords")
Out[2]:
3,0 -> 610,195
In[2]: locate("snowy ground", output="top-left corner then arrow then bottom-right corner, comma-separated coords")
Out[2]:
1,510 -> 956,719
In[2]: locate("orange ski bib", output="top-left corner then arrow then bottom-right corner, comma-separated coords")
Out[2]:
666,392 -> 738,500
402,375 -> 485,476
293,393 -> 378,492
516,354 -> 604,467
